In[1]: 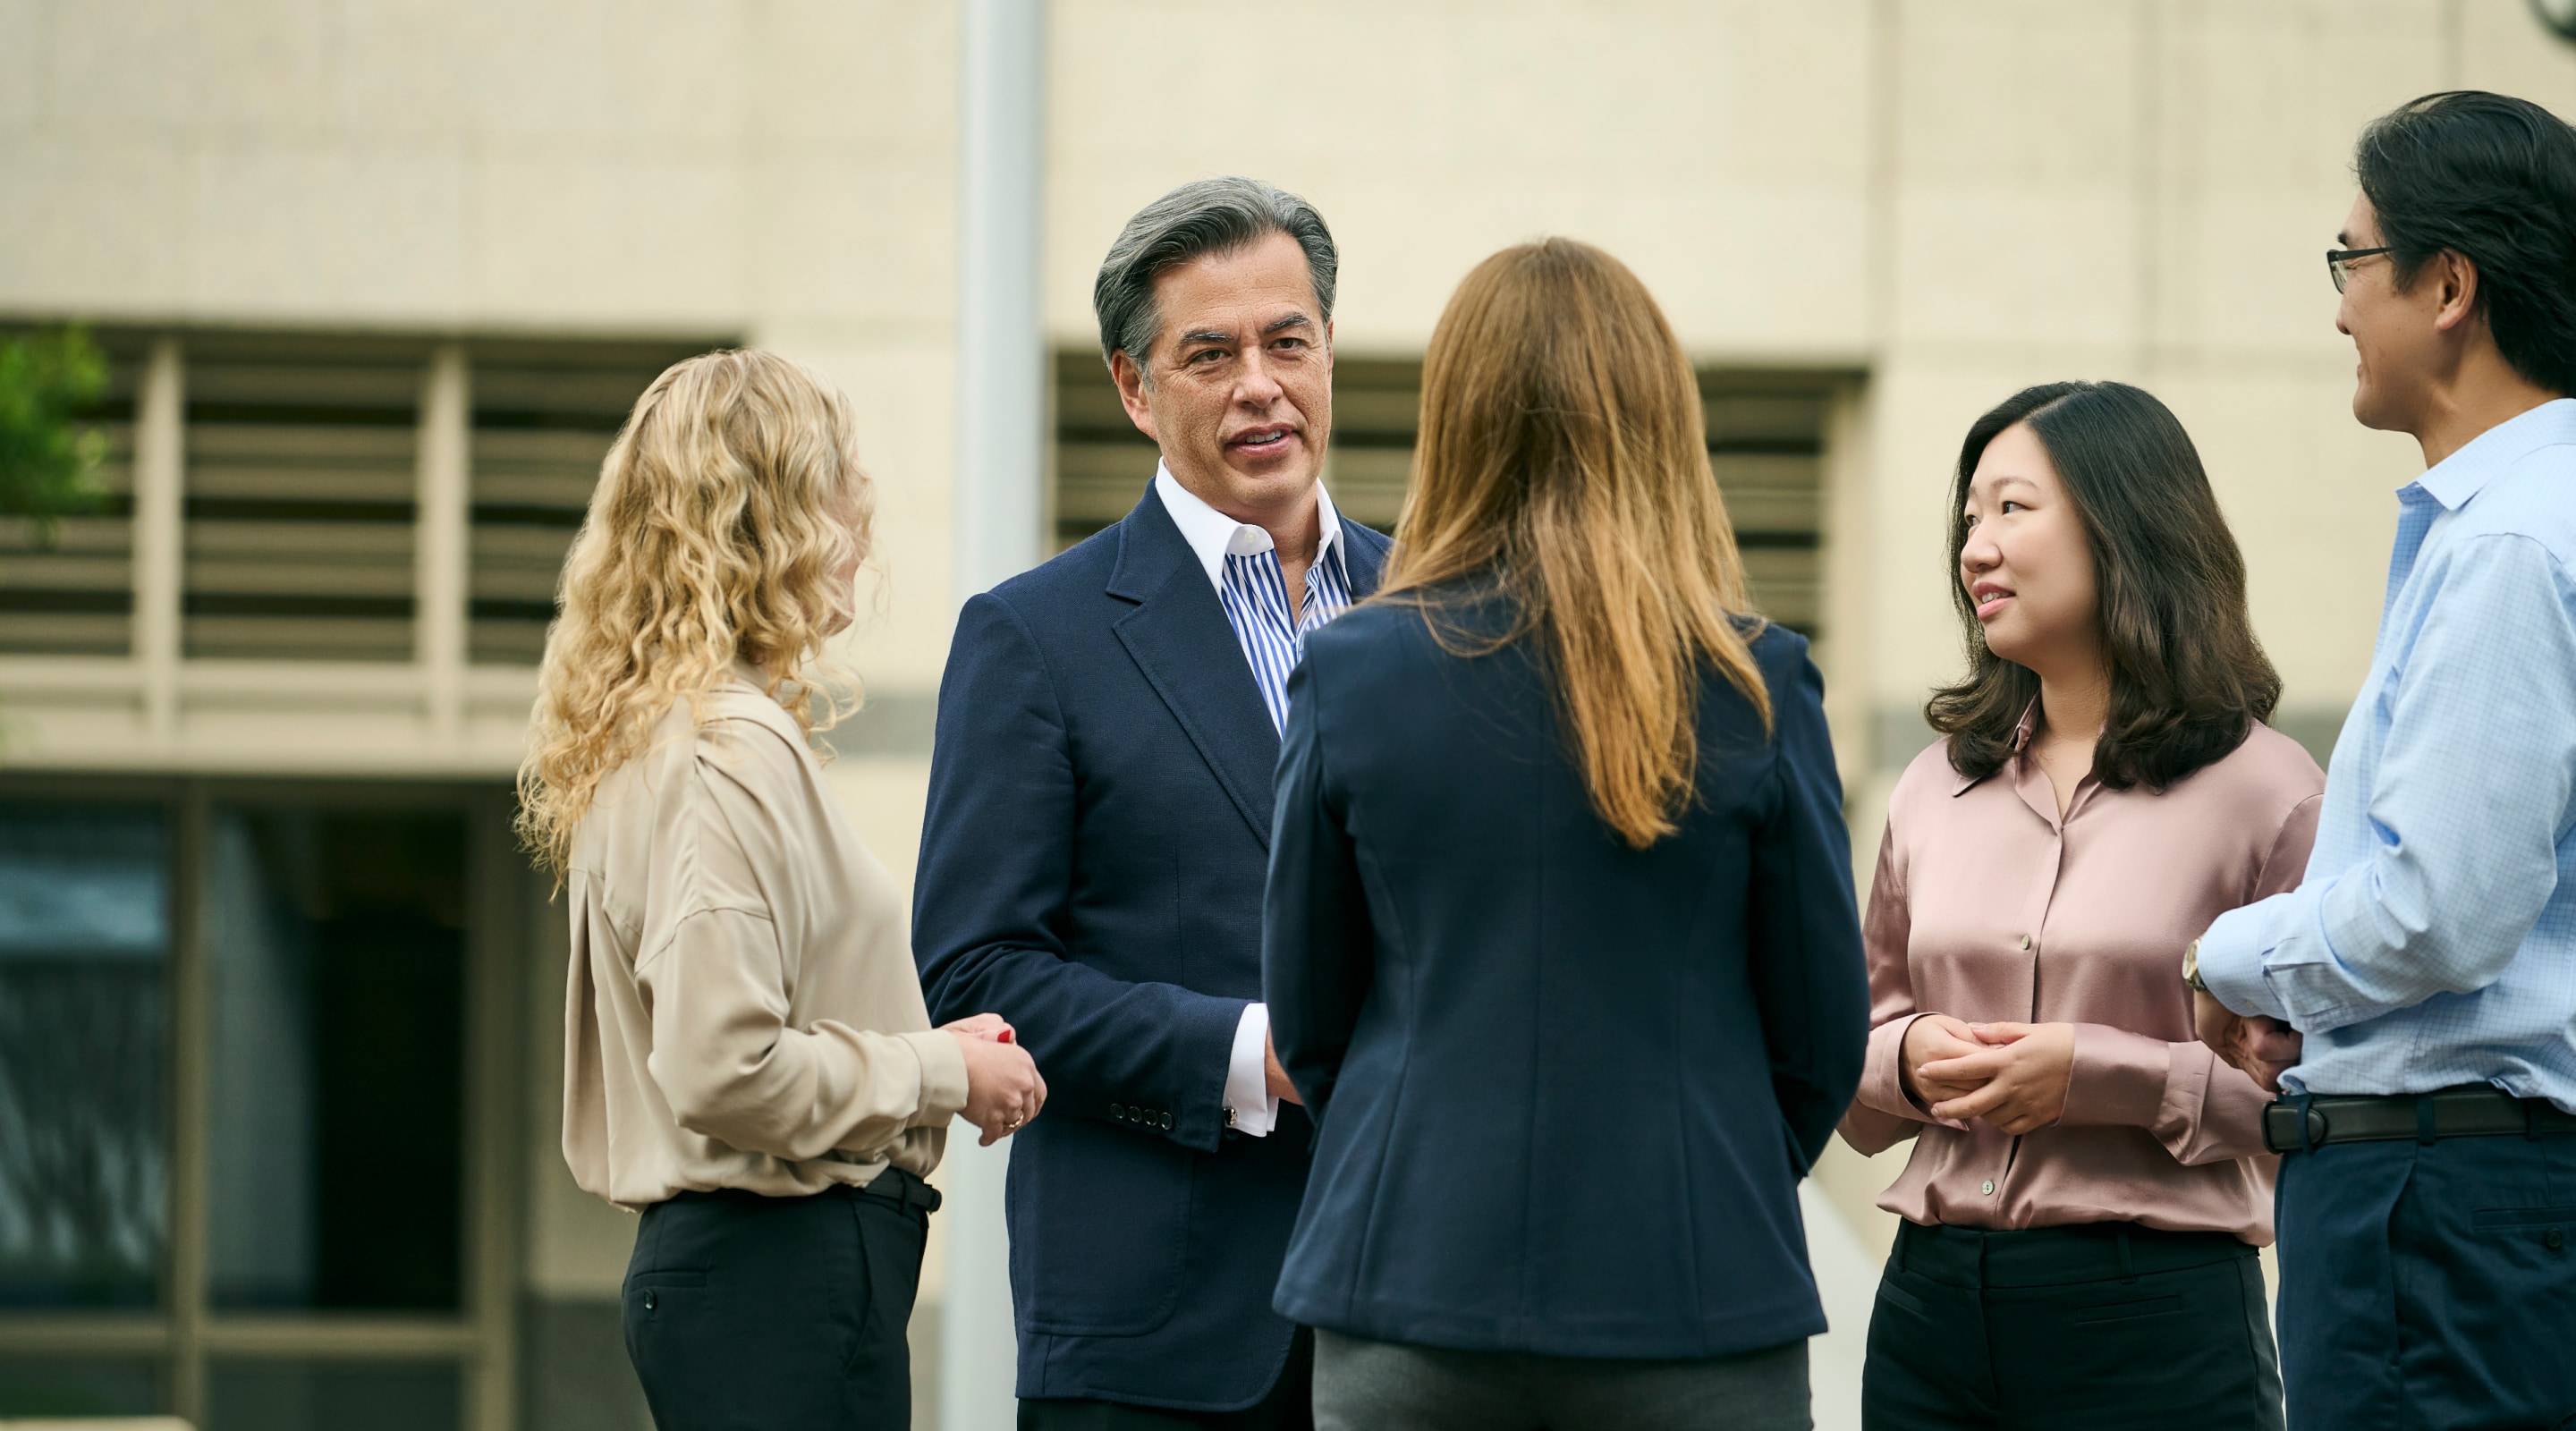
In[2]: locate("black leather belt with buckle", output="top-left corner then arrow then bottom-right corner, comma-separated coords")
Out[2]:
2263,1085 -> 2576,1154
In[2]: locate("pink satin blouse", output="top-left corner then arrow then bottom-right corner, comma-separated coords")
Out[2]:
1838,722 -> 2323,1245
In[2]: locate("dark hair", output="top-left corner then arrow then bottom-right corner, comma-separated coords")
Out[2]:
2358,90 -> 2576,396
1927,381 -> 2281,791
1091,176 -> 1337,372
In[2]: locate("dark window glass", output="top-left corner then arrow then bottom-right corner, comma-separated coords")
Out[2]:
0,1356 -> 161,1416
0,802 -> 169,1308
208,1359 -> 458,1431
206,808 -> 466,1311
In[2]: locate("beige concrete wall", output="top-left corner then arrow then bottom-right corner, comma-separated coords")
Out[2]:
1046,0 -> 1878,361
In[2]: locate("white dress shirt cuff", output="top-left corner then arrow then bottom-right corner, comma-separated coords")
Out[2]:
1224,1002 -> 1281,1137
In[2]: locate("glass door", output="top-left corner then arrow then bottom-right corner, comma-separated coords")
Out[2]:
0,780 -> 521,1431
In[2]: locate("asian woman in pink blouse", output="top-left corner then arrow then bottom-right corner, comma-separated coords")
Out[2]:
1839,382 -> 2322,1431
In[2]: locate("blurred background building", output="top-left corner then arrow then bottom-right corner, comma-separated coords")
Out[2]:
3,3 -> 2573,1428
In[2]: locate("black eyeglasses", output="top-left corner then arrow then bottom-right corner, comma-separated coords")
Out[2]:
2327,246 -> 2394,293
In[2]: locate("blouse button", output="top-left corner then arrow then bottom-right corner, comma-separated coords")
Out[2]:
1981,1180 -> 1996,1196
2018,934 -> 2032,951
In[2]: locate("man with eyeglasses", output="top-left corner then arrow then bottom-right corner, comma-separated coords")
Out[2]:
2188,91 -> 2576,1430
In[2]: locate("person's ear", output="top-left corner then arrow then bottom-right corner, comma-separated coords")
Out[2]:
1110,351 -> 1160,442
2432,250 -> 2481,334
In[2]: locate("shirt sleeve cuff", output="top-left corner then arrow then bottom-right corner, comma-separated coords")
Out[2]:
901,1029 -> 971,1127
2059,1023 -> 2173,1127
1857,1013 -> 1937,1122
1224,1002 -> 1280,1138
2197,900 -> 2294,1023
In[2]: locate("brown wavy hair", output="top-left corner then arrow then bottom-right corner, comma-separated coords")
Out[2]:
1378,238 -> 1769,849
1928,381 -> 2280,788
516,349 -> 871,879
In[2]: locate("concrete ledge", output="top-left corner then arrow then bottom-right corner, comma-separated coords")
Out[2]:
0,1420 -> 194,1430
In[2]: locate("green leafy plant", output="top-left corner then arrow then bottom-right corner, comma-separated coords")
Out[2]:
0,327 -> 111,545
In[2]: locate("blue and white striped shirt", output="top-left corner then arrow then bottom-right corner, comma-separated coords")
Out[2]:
1154,465 -> 1354,732
2198,398 -> 2576,1111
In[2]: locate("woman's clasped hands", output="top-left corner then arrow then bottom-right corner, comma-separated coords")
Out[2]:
945,1012 -> 1047,1146
1899,1013 -> 2075,1138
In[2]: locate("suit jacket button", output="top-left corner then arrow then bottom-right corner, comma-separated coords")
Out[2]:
1160,1112 -> 1174,1130
642,1290 -> 658,1311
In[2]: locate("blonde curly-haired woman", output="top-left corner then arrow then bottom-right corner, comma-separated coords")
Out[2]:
520,349 -> 1045,1430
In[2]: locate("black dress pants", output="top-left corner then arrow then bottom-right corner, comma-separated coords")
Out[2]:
623,1171 -> 938,1431
1018,1328 -> 1313,1431
1863,1220 -> 2282,1431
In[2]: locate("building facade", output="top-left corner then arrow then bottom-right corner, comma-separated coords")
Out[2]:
3,3 -> 2572,1427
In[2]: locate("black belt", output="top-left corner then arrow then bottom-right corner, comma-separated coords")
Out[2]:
855,1164 -> 942,1214
666,1164 -> 942,1214
2263,1085 -> 2576,1154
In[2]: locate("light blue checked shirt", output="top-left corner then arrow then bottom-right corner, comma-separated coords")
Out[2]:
1152,463 -> 1355,1139
2198,398 -> 2576,1112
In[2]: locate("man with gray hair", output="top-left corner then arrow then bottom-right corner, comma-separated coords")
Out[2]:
916,177 -> 1387,1427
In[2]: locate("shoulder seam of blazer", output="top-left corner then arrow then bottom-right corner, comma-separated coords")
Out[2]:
969,587 -> 1075,738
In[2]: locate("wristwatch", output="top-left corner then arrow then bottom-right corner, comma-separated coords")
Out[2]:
2182,938 -> 2208,994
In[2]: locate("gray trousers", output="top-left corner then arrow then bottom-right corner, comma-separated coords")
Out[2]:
1312,1329 -> 1811,1431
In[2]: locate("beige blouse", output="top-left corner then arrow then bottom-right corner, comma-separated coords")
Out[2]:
1838,721 -> 2323,1245
561,670 -> 968,1209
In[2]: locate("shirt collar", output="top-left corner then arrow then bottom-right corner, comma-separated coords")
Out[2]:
1152,461 -> 1344,592
2411,397 -> 2576,512
1948,699 -> 2050,795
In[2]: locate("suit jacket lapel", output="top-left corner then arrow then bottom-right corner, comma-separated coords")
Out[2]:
1107,486 -> 1283,847
1340,520 -> 1393,599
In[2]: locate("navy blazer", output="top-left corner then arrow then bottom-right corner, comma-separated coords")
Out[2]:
1263,591 -> 1868,1359
914,483 -> 1391,1410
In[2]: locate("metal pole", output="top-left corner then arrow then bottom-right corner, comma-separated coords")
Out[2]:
945,2 -> 1046,1427
132,338 -> 184,746
953,0 -> 1049,604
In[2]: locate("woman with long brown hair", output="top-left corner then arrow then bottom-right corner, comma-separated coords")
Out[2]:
1836,381 -> 2319,1430
520,349 -> 1043,1429
1261,240 -> 1868,1430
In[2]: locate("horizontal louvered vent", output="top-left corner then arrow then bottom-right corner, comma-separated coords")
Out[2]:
1052,350 -> 1158,549
1050,351 -> 1837,635
1702,383 -> 1830,636
0,327 -> 729,670
0,333 -> 142,656
468,341 -> 708,665
182,336 -> 426,662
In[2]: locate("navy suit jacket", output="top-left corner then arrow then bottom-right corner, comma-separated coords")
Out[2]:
914,483 -> 1391,1410
1263,590 -> 1869,1359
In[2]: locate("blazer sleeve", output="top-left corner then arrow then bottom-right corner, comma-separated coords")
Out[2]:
912,592 -> 1249,1155
1262,650 -> 1374,1122
1742,647 -> 1872,1173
